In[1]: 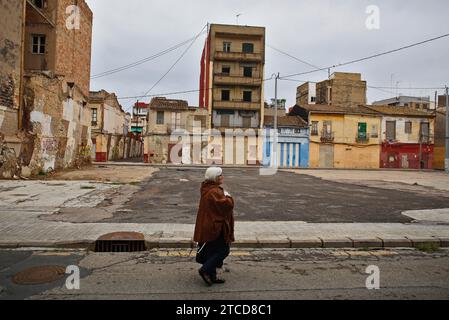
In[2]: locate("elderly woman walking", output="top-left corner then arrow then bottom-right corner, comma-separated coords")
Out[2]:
194,167 -> 235,286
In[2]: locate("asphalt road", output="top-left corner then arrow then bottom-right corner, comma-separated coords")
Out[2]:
1,248 -> 448,300
102,168 -> 449,224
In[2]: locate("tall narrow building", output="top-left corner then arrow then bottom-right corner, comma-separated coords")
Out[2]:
199,24 -> 266,130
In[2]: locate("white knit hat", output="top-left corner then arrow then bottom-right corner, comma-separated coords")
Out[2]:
205,167 -> 223,181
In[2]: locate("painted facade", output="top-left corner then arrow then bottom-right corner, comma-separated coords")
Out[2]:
366,105 -> 435,169
89,90 -> 143,162
290,105 -> 382,169
262,116 -> 309,168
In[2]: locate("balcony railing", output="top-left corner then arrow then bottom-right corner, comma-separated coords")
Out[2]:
214,74 -> 262,86
214,100 -> 261,111
320,130 -> 334,143
356,133 -> 369,144
214,51 -> 263,62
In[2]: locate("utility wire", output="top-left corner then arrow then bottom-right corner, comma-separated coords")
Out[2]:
267,44 -> 325,73
118,75 -> 276,101
90,31 -> 207,79
280,33 -> 449,79
141,24 -> 208,97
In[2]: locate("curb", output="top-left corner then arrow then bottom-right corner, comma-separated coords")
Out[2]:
1,237 -> 448,250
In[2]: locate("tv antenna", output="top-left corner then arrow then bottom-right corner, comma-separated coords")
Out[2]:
236,13 -> 242,25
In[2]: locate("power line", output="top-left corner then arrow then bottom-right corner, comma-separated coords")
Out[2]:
119,77 -> 277,102
141,25 -> 208,97
280,32 -> 449,79
267,44 -> 325,73
90,31 -> 207,79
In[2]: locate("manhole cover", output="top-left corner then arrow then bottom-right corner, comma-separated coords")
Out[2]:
12,266 -> 66,285
95,232 -> 146,253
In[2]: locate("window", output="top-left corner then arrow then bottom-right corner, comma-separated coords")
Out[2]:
386,121 -> 396,141
222,66 -> 230,75
420,122 -> 430,143
371,124 -> 378,138
323,121 -> 332,134
242,116 -> 252,128
358,122 -> 367,139
243,91 -> 252,102
405,121 -> 412,134
311,121 -> 319,136
32,35 -> 46,54
243,67 -> 253,78
156,111 -> 164,125
34,0 -> 45,8
221,90 -> 230,101
423,104 -> 429,109
223,42 -> 231,53
171,112 -> 181,129
221,115 -> 230,127
242,43 -> 254,53
404,103 -> 409,107
91,109 -> 97,124
311,96 -> 316,103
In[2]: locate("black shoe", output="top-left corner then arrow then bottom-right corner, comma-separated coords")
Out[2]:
198,269 -> 213,286
213,278 -> 226,284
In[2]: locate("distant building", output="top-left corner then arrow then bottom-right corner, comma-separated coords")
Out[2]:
264,99 -> 287,117
199,23 -> 266,129
263,116 -> 309,168
144,97 -> 208,164
315,72 -> 367,108
290,104 -> 382,169
373,96 -> 431,110
89,90 -> 143,162
296,82 -> 316,105
131,101 -> 149,134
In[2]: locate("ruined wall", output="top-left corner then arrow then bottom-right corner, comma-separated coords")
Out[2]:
0,0 -> 24,178
22,73 -> 92,175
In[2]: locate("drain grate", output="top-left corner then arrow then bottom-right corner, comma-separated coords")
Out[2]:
12,266 -> 66,285
95,232 -> 146,253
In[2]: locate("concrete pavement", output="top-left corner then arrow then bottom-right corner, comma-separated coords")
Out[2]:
2,248 -> 448,300
1,180 -> 449,249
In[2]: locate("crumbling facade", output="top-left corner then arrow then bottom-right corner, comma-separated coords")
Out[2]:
89,90 -> 143,162
144,97 -> 208,164
0,0 -> 94,178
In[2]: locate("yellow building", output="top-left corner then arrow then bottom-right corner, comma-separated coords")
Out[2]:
290,104 -> 382,168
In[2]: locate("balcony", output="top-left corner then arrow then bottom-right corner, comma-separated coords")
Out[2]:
213,100 -> 261,111
214,74 -> 262,86
320,130 -> 334,143
214,51 -> 263,62
356,133 -> 369,144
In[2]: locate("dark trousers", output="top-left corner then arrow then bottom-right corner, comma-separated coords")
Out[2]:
201,233 -> 230,279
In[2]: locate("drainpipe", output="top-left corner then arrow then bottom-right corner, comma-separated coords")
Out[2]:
18,0 -> 26,130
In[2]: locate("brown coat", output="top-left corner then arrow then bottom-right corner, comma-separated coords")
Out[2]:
193,181 -> 235,244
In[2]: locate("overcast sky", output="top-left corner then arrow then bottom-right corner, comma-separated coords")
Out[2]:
85,0 -> 449,112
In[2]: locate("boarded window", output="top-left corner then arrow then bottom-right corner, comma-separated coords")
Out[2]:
243,91 -> 252,102
242,43 -> 254,53
221,115 -> 230,127
156,111 -> 164,125
386,121 -> 396,141
242,117 -> 251,128
420,122 -> 430,143
311,121 -> 319,136
171,112 -> 181,129
405,121 -> 412,134
221,90 -> 230,101
371,124 -> 378,138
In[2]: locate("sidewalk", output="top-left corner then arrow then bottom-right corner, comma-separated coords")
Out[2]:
0,180 -> 448,250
